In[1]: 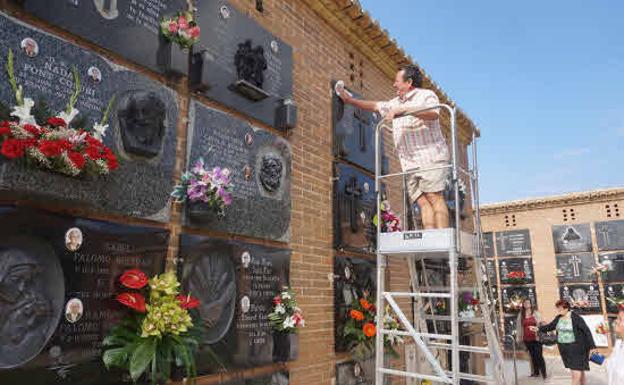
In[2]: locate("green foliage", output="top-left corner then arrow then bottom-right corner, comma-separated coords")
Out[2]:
66,66 -> 81,114
5,48 -> 22,105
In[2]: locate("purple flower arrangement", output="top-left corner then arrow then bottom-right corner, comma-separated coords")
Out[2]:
171,158 -> 233,216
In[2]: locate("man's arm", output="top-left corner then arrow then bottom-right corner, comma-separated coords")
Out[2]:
338,91 -> 379,112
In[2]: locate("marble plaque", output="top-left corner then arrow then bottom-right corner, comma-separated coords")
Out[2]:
555,253 -> 597,283
334,256 -> 376,352
0,14 -> 178,222
185,100 -> 291,241
559,284 -> 602,314
486,259 -> 497,283
502,315 -> 517,350
331,81 -> 379,173
178,234 -> 291,373
482,232 -> 495,258
599,252 -> 624,282
552,224 -> 592,253
0,205 -> 168,385
501,286 -> 536,314
23,0 -> 188,75
596,220 -> 624,251
495,229 -> 531,257
333,162 -> 376,254
191,0 -> 294,131
498,257 -> 534,285
604,284 -> 624,314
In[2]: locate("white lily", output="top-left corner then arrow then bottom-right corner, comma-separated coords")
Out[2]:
274,304 -> 286,315
282,316 -> 295,329
281,291 -> 292,300
69,131 -> 87,145
92,122 -> 108,140
10,97 -> 37,125
57,107 -> 80,125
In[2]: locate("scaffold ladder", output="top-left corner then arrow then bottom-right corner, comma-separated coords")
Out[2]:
373,104 -> 509,385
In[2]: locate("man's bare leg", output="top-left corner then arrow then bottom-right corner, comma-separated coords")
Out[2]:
424,192 -> 449,229
416,195 -> 435,229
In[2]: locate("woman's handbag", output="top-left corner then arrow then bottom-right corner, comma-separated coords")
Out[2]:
538,331 -> 557,346
589,352 -> 605,365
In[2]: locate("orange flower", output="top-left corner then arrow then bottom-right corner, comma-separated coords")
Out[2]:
359,298 -> 372,310
350,310 -> 365,321
363,322 -> 376,337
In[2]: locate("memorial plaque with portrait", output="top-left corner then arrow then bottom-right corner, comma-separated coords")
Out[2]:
191,0 -> 294,131
596,220 -> 624,251
495,229 -> 531,257
559,284 -> 602,314
334,256 -> 376,352
604,284 -> 624,314
552,224 -> 593,253
331,81 -> 379,173
185,101 -> 291,241
501,286 -> 537,314
178,234 -> 291,373
23,0 -> 188,75
555,253 -> 597,283
599,252 -> 624,282
498,257 -> 534,285
483,232 -> 495,258
0,14 -> 178,222
0,205 -> 168,385
333,162 -> 376,254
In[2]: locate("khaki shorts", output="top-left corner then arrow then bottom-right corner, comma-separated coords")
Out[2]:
406,161 -> 450,202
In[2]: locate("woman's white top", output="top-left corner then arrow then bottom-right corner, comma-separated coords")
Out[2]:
608,339 -> 624,385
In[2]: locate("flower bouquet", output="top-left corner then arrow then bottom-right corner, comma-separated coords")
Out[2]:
1,49 -> 118,177
505,271 -> 527,285
592,261 -> 611,276
268,287 -> 304,362
504,294 -> 525,312
171,158 -> 233,217
160,11 -> 200,49
459,291 -> 480,319
595,322 -> 609,335
102,270 -> 213,384
372,201 -> 401,233
343,296 -> 402,360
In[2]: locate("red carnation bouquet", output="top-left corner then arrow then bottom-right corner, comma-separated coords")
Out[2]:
505,271 -> 527,284
102,269 -> 216,385
1,49 -> 118,177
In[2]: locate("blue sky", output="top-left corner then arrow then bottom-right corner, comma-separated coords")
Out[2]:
359,0 -> 622,203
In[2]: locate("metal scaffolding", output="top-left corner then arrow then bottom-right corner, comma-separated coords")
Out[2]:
373,104 -> 508,385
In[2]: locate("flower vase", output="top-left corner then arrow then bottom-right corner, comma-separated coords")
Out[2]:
157,36 -> 189,77
272,331 -> 291,362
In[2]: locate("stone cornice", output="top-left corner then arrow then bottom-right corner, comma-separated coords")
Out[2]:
301,0 -> 479,141
481,187 -> 624,215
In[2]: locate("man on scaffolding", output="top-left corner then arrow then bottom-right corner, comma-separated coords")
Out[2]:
337,65 -> 450,230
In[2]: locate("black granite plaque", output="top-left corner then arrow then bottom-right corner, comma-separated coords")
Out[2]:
223,371 -> 289,385
486,259 -> 497,283
555,253 -> 596,283
502,315 -> 518,350
178,234 -> 291,373
185,100 -> 291,241
495,229 -> 531,257
599,252 -> 624,282
483,232 -> 495,258
331,81 -> 379,173
0,205 -> 168,385
0,14 -> 178,222
333,162 -> 376,254
334,256 -> 376,352
596,220 -> 624,251
559,284 -> 602,314
23,0 -> 188,75
605,284 -> 624,314
498,257 -> 534,285
552,224 -> 593,253
336,360 -> 374,385
501,286 -> 537,313
190,0 -> 293,131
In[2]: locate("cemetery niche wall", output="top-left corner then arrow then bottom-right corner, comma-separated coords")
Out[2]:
495,229 -> 531,257
333,162 -> 376,254
23,0 -> 189,76
552,224 -> 593,253
559,284 -> 602,314
185,101 -> 291,241
0,13 -> 178,222
178,234 -> 293,374
333,256 -> 376,352
596,219 -> 624,251
599,252 -> 624,283
0,205 -> 168,385
555,253 -> 597,283
498,257 -> 534,285
190,0 -> 295,132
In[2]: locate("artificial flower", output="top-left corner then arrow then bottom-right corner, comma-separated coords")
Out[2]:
92,122 -> 108,140
116,292 -> 147,313
350,309 -> 365,321
10,97 -> 36,125
176,294 -> 200,310
362,322 -> 376,337
119,269 -> 149,289
56,107 -> 79,125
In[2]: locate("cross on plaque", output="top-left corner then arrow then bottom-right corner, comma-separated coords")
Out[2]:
570,255 -> 582,277
598,227 -> 611,247
353,108 -> 368,151
344,177 -> 362,232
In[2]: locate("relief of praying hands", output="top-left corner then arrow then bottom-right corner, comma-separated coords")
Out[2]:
189,261 -> 236,334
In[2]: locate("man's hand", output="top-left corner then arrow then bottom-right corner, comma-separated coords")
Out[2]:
529,326 -> 539,332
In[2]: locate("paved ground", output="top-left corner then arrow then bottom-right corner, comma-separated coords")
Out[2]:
517,356 -> 607,385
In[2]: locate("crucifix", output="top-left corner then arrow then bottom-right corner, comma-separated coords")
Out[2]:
598,226 -> 611,247
570,255 -> 582,277
353,107 -> 369,152
344,177 -> 362,232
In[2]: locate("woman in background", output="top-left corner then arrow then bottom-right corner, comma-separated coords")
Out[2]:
530,300 -> 595,385
516,299 -> 547,379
